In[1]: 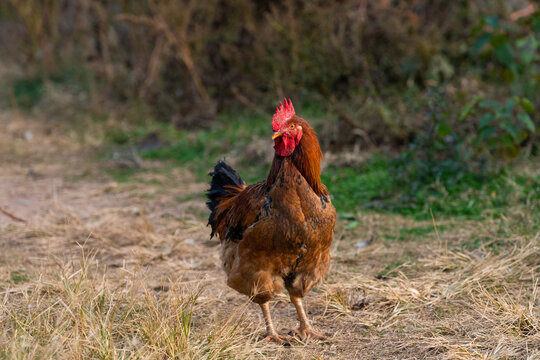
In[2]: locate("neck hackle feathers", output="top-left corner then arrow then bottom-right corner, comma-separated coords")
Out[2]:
272,98 -> 295,131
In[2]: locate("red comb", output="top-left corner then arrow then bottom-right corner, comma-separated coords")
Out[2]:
272,98 -> 295,131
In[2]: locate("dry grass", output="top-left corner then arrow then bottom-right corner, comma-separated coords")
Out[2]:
1,249 -> 258,359
1,111 -> 539,359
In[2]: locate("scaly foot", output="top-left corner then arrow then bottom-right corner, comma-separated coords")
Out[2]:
288,295 -> 328,342
264,332 -> 291,347
289,327 -> 327,341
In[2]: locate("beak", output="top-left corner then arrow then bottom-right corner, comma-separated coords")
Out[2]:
272,131 -> 282,140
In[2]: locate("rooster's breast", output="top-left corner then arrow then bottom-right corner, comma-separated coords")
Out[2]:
266,161 -> 336,254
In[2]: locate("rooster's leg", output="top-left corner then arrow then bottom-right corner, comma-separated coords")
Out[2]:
259,302 -> 290,346
288,295 -> 327,341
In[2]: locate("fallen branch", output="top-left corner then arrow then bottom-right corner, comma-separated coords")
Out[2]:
0,206 -> 27,223
510,4 -> 536,22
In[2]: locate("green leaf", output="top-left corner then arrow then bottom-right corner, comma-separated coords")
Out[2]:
517,113 -> 536,132
493,42 -> 514,66
519,98 -> 536,114
436,122 -> 452,137
521,51 -> 535,64
479,99 -> 502,111
501,133 -> 515,147
347,220 -> 359,229
490,33 -> 509,47
478,113 -> 494,129
501,67 -> 515,83
533,16 -> 540,32
472,33 -> 492,53
470,18 -> 486,36
459,97 -> 480,120
339,212 -> 356,220
484,15 -> 499,29
516,37 -> 529,48
504,98 -> 517,112
479,126 -> 495,140
501,122 -> 518,139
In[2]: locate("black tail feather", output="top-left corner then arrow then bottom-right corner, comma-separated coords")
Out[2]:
206,160 -> 245,237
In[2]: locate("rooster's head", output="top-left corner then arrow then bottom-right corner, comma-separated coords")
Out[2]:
271,98 -> 303,157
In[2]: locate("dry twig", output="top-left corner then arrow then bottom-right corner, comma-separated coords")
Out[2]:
0,205 -> 27,223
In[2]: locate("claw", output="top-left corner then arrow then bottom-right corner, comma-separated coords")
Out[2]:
289,328 -> 327,341
264,333 -> 291,347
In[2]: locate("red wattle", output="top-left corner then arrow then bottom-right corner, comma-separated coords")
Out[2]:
274,135 -> 296,156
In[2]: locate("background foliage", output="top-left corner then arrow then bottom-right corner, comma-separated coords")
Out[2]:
0,0 -> 538,218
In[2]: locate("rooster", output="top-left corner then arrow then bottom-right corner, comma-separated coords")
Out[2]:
206,99 -> 336,344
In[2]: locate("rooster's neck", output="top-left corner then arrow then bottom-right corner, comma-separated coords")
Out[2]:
266,127 -> 327,196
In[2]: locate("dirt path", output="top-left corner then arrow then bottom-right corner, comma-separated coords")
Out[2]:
0,111 -> 215,281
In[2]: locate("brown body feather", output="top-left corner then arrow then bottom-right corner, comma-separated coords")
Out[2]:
211,116 -> 336,304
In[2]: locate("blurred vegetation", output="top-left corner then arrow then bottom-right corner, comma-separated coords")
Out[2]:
102,112 -> 538,222
0,0 -> 538,219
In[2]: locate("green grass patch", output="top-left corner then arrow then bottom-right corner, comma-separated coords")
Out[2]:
9,270 -> 30,284
9,66 -> 94,110
177,193 -> 206,202
325,158 -> 539,220
12,76 -> 44,109
185,205 -> 208,219
322,157 -> 395,213
106,168 -> 141,183
104,110 -> 270,182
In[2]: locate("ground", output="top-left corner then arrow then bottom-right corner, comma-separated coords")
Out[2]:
0,111 -> 538,359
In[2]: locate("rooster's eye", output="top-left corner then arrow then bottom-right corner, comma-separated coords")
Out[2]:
289,124 -> 295,129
